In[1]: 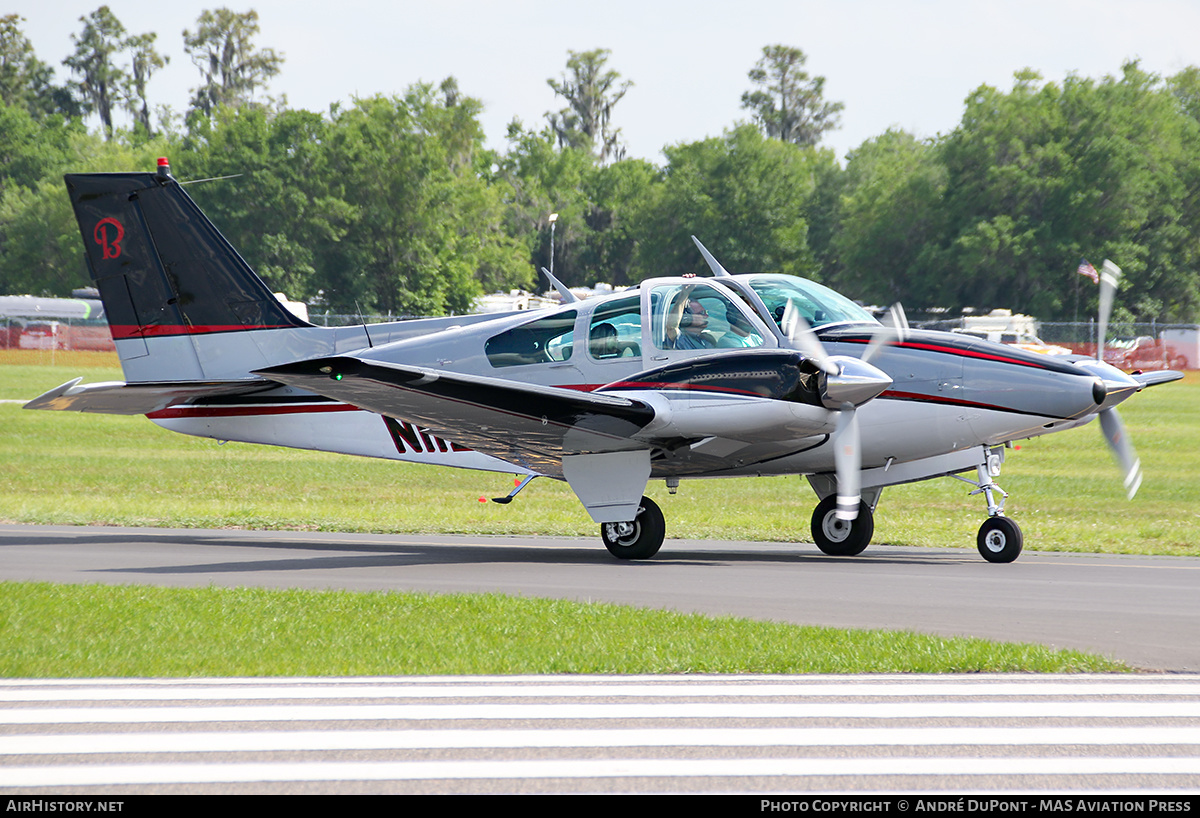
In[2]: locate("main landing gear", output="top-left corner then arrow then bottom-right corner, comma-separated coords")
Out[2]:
600,496 -> 665,560
810,496 -> 874,556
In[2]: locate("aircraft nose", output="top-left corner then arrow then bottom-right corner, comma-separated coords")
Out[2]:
820,356 -> 893,409
1071,359 -> 1142,411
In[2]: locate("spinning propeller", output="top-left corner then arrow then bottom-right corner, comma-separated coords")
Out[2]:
1092,259 -> 1144,499
688,236 -> 894,521
780,300 -> 896,521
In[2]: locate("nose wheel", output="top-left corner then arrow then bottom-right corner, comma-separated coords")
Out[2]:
977,515 -> 1023,563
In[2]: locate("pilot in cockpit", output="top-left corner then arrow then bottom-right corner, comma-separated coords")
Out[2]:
665,285 -> 718,350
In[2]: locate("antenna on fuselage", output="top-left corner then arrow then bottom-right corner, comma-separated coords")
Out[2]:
354,300 -> 374,348
540,267 -> 579,304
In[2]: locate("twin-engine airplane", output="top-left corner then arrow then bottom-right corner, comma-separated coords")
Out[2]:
27,160 -> 1182,563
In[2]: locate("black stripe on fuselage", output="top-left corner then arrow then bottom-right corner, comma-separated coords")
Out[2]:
819,326 -> 1085,375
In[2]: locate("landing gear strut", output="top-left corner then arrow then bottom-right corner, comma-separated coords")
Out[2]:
601,495 -> 665,560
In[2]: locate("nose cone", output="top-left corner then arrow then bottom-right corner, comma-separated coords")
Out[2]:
821,356 -> 893,409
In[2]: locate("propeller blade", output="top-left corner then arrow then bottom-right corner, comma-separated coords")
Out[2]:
1097,259 -> 1121,362
782,301 -> 838,375
1099,408 -> 1142,499
862,302 -> 909,364
832,405 -> 861,520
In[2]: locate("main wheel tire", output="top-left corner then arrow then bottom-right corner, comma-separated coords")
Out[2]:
810,496 -> 874,556
977,516 -> 1023,563
601,495 -> 665,560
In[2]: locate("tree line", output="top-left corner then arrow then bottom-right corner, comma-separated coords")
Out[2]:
2,7 -> 1199,324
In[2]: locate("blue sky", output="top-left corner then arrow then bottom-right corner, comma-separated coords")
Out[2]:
22,0 -> 1200,162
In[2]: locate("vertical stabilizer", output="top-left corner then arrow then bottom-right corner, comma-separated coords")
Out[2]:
64,163 -> 310,382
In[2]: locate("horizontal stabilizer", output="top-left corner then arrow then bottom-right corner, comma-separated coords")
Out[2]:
24,378 -> 276,415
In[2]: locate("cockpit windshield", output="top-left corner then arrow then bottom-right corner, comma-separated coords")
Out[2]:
745,274 -> 878,330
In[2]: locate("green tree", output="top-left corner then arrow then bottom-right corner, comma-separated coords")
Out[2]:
0,98 -> 81,195
180,105 -> 353,302
0,132 -> 168,296
500,122 -> 601,287
0,14 -> 77,120
546,49 -> 632,163
632,125 -> 833,279
741,45 -> 843,148
576,157 -> 658,286
831,129 -> 947,305
63,6 -> 128,139
931,64 -> 1200,321
123,32 -> 168,135
184,8 -> 284,121
319,85 -> 530,314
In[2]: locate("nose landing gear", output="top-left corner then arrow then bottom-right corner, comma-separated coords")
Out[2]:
953,446 -> 1023,563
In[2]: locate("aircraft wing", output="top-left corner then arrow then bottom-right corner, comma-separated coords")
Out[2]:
256,355 -> 658,476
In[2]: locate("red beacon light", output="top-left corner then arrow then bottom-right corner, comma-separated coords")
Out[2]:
156,157 -> 171,179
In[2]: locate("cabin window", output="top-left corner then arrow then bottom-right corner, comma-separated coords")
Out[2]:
588,295 -> 642,360
485,310 -> 577,368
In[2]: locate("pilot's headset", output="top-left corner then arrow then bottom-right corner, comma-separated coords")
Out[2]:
680,299 -> 702,328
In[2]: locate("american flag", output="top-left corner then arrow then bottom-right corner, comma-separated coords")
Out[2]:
1077,258 -> 1100,284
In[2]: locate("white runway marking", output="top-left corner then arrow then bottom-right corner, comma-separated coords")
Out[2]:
3,675 -> 1200,793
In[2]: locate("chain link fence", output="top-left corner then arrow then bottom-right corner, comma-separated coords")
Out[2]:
916,320 -> 1199,370
6,312 -> 1197,370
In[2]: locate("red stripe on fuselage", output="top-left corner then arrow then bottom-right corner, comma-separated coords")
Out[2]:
835,336 -> 1059,370
110,323 -> 298,339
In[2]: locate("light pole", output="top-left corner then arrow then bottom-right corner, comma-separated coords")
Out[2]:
548,212 -> 558,280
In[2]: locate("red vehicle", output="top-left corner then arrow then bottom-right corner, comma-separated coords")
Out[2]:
0,296 -> 114,351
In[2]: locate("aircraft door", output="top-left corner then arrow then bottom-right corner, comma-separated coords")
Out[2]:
642,281 -> 766,363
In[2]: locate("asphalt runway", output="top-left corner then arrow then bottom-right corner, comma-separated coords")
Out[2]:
3,524 -> 1199,671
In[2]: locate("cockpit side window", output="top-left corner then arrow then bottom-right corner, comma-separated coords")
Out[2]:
588,295 -> 642,361
651,283 -> 765,351
485,310 -> 577,368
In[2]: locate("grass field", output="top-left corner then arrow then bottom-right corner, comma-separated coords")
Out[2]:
0,581 -> 1125,676
2,349 -> 1197,555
